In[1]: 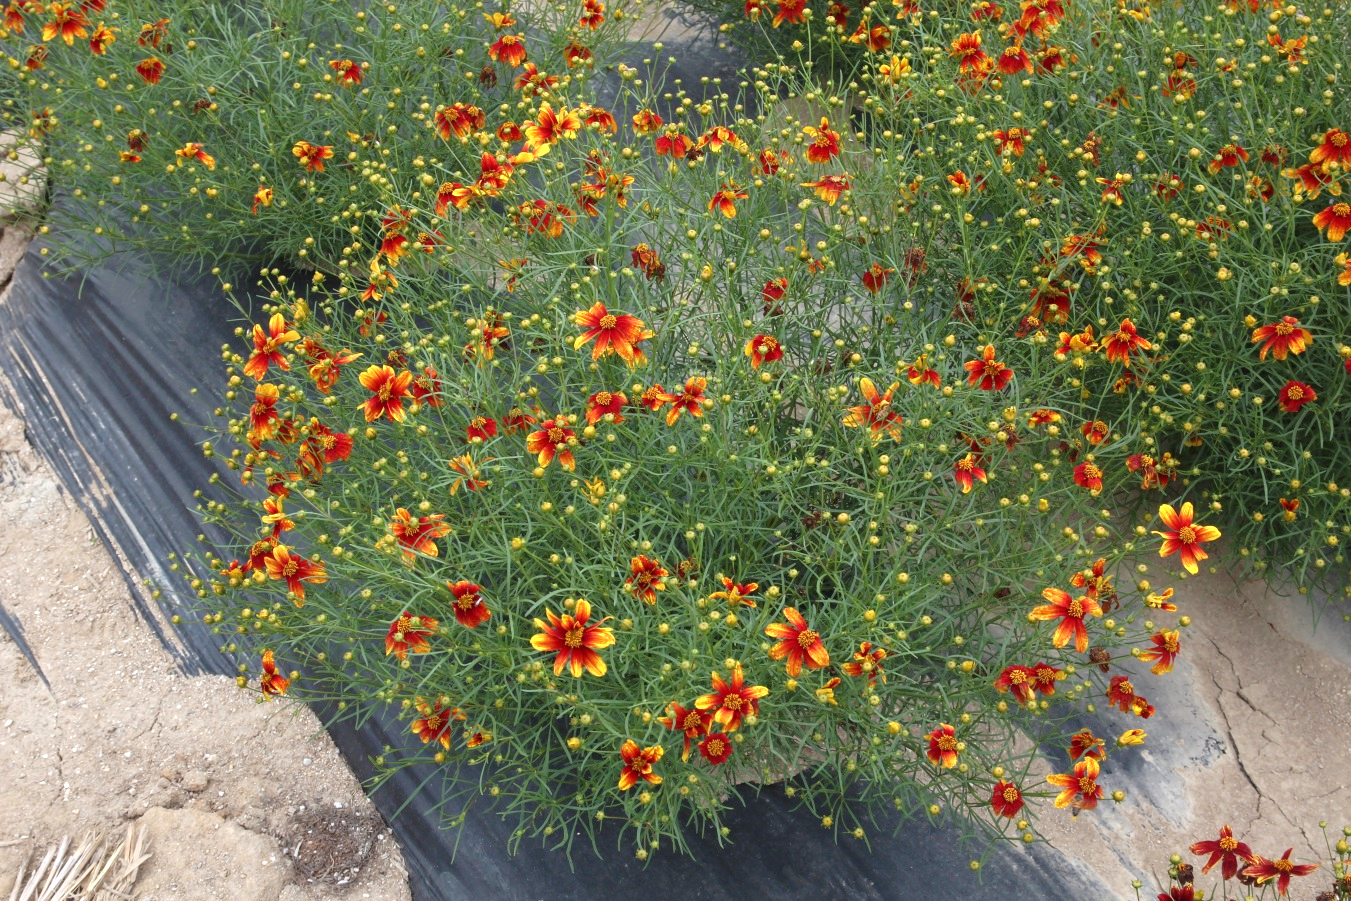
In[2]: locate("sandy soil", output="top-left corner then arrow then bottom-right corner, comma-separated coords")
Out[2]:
0,227 -> 412,901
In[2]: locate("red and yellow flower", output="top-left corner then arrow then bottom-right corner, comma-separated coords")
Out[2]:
1252,316 -> 1313,361
1310,128 -> 1351,167
572,302 -> 653,366
525,417 -> 578,470
585,389 -> 627,425
617,740 -> 663,790
41,2 -> 87,44
625,555 -> 668,604
860,262 -> 894,295
666,377 -> 711,425
695,665 -> 769,732
801,174 -> 851,205
953,452 -> 988,494
698,732 -> 733,765
990,780 -> 1025,818
530,599 -> 614,677
449,453 -> 489,494
802,117 -> 841,163
263,546 -> 327,603
488,33 -> 527,67
1030,587 -> 1102,653
965,344 -> 1012,390
358,364 -> 413,422
174,142 -> 215,170
1153,502 -> 1221,574
385,612 -> 438,659
1107,675 -> 1155,718
1277,379 -> 1316,412
243,313 -> 299,380
708,576 -> 758,608
1101,318 -> 1151,367
926,723 -> 960,769
1242,850 -> 1319,896
1074,460 -> 1104,493
1046,756 -> 1103,812
135,56 -> 164,84
709,183 -> 748,218
744,334 -> 783,369
993,664 -> 1037,706
291,141 -> 333,172
1139,629 -> 1180,675
1189,825 -> 1257,881
842,377 -> 903,442
446,580 -> 491,629
1313,201 -> 1351,241
765,607 -> 830,677
410,698 -> 465,750
840,642 -> 887,687
259,650 -> 289,698
659,702 -> 712,760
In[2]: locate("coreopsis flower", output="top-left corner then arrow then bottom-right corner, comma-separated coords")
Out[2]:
1313,201 -> 1351,241
563,39 -> 593,68
926,723 -> 960,769
1335,252 -> 1351,286
251,186 -> 274,214
526,417 -> 578,470
709,184 -> 748,218
761,277 -> 788,314
579,0 -> 605,28
906,354 -> 940,388
840,642 -> 887,687
695,664 -> 769,731
434,102 -> 485,141
1073,461 -> 1104,493
666,377 -> 711,425
1101,319 -> 1151,367
630,243 -> 665,282
617,740 -> 663,790
410,366 -> 442,409
465,727 -> 493,748
42,2 -> 87,43
248,383 -> 281,443
1153,502 -> 1221,574
949,31 -> 989,73
1242,850 -> 1319,896
632,109 -> 663,135
842,377 -> 903,443
625,555 -> 668,604
994,665 -> 1037,705
697,125 -> 746,154
586,389 -> 627,425
410,699 -> 465,749
1068,728 -> 1105,761
639,384 -> 678,413
245,537 -> 280,573
1310,128 -> 1351,167
243,313 -> 299,380
524,102 -> 580,151
698,732 -> 733,765
389,508 -> 451,564
1208,142 -> 1249,174
385,612 -> 438,660
488,33 -> 527,66
953,453 -> 987,494
744,334 -> 783,369
464,416 -> 497,443
1277,379 -> 1316,412
259,650 -> 289,698
1047,756 -> 1103,812
1030,587 -> 1102,653
263,546 -> 327,603
765,607 -> 830,677
1144,587 -> 1178,612
1127,453 -> 1175,491
175,142 -> 215,170
1026,661 -> 1063,697
1139,629 -> 1180,675
1279,497 -> 1300,522
448,453 -> 489,494
328,58 -> 363,86
991,127 -> 1029,157
1189,825 -> 1257,881
991,781 -> 1025,820
860,262 -> 894,295
358,365 -> 412,423
446,580 -> 491,629
654,129 -> 693,158
1107,675 -> 1154,717
996,43 -> 1032,75
802,174 -> 851,204
1283,161 -> 1339,200
771,0 -> 805,26
659,702 -> 712,761
261,497 -> 294,537
1080,420 -> 1109,446
708,576 -> 758,607
89,24 -> 115,53
530,599 -> 614,677
878,54 -> 912,85
965,344 -> 1012,390
572,302 -> 653,366
291,141 -> 333,172
803,117 -> 841,163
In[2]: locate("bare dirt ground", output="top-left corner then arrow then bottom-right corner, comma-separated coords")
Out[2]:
0,227 -> 412,901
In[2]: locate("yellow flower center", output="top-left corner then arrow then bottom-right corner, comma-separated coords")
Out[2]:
595,391 -> 612,405
564,626 -> 585,648
1009,670 -> 1027,684
723,694 -> 743,711
456,595 -> 476,610
1118,680 -> 1134,694
283,561 -> 298,578
548,427 -> 566,444
936,734 -> 957,751
1335,203 -> 1351,217
1165,636 -> 1179,652
425,713 -> 443,729
1272,859 -> 1293,873
1067,599 -> 1083,618
681,712 -> 703,731
1083,464 -> 1101,479
599,314 -> 617,329
706,739 -> 726,756
1287,386 -> 1304,400
796,629 -> 819,649
1077,777 -> 1095,793
1220,835 -> 1237,851
1177,525 -> 1197,544
1003,786 -> 1019,802
1333,133 -> 1348,147
319,434 -> 337,449
1275,321 -> 1293,336
378,383 -> 393,401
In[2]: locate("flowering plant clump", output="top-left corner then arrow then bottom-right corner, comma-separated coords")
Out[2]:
1136,821 -> 1350,901
162,18 -> 1211,853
